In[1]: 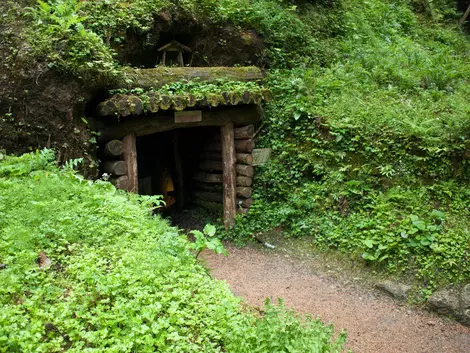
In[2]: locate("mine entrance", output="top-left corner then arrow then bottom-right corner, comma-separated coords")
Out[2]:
136,126 -> 221,215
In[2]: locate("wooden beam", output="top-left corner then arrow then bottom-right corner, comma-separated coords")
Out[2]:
98,106 -> 260,142
193,172 -> 223,183
110,176 -> 130,190
104,140 -> 124,157
118,66 -> 264,90
200,152 -> 253,165
122,133 -> 138,193
237,176 -> 252,187
103,161 -> 127,176
235,139 -> 254,153
221,122 -> 237,229
234,125 -> 255,139
236,164 -> 254,177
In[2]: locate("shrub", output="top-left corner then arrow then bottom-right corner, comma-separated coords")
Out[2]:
0,151 -> 347,352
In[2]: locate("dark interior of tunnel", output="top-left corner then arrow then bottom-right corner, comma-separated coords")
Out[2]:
136,126 -> 222,227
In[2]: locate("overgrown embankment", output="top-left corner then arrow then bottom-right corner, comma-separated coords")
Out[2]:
2,0 -> 470,296
234,0 -> 470,295
0,151 -> 347,352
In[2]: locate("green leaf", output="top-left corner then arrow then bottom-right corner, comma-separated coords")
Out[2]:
364,239 -> 375,248
203,224 -> 216,237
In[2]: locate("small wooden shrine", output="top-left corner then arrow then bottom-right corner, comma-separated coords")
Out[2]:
158,40 -> 192,67
95,66 -> 270,228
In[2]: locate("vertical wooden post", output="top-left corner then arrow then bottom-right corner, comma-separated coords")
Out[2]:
172,130 -> 185,211
122,133 -> 138,193
221,122 -> 237,229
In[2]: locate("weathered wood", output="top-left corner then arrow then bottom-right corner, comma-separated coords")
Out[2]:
236,164 -> 254,177
193,173 -> 252,187
103,161 -> 128,176
237,197 -> 253,208
237,176 -> 253,187
234,125 -> 255,139
221,122 -> 237,229
205,140 -> 254,153
235,139 -> 254,153
104,140 -> 124,157
110,176 -> 130,190
172,131 -> 184,211
236,153 -> 253,165
237,187 -> 252,198
199,160 -> 223,171
194,182 -> 223,193
98,106 -> 260,142
200,152 -> 252,165
122,133 -> 138,193
193,172 -> 223,184
118,66 -> 264,90
97,95 -> 143,117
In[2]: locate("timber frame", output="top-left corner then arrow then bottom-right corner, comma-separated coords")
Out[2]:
95,66 -> 268,228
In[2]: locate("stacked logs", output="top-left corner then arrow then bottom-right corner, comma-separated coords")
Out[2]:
102,140 -> 129,190
192,125 -> 255,214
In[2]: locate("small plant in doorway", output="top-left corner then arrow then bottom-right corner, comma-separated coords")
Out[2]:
188,224 -> 227,259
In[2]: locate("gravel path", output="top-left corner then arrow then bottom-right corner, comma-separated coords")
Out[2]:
203,244 -> 470,353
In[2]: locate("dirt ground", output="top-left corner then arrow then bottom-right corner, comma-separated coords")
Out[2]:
203,241 -> 470,353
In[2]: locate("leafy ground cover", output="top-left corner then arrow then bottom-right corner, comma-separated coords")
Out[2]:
10,0 -> 470,296
0,150 -> 347,352
232,1 -> 470,296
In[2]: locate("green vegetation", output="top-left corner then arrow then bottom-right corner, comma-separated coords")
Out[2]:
234,0 -> 470,295
14,0 -> 470,298
0,151 -> 347,352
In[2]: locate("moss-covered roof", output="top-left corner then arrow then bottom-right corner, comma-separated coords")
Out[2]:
97,89 -> 272,117
98,67 -> 271,117
117,66 -> 264,90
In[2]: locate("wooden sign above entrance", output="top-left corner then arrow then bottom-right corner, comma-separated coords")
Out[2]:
252,148 -> 272,166
175,110 -> 202,123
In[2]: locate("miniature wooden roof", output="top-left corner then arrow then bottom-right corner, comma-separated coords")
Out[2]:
158,40 -> 191,52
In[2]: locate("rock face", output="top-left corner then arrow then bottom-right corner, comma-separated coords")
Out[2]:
376,281 -> 412,300
426,284 -> 470,326
459,284 -> 470,325
427,288 -> 460,315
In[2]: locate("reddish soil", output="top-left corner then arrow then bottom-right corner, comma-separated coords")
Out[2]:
203,243 -> 470,353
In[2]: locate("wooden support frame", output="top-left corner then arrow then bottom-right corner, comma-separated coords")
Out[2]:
221,122 -> 237,229
98,106 -> 260,142
122,133 -> 138,193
